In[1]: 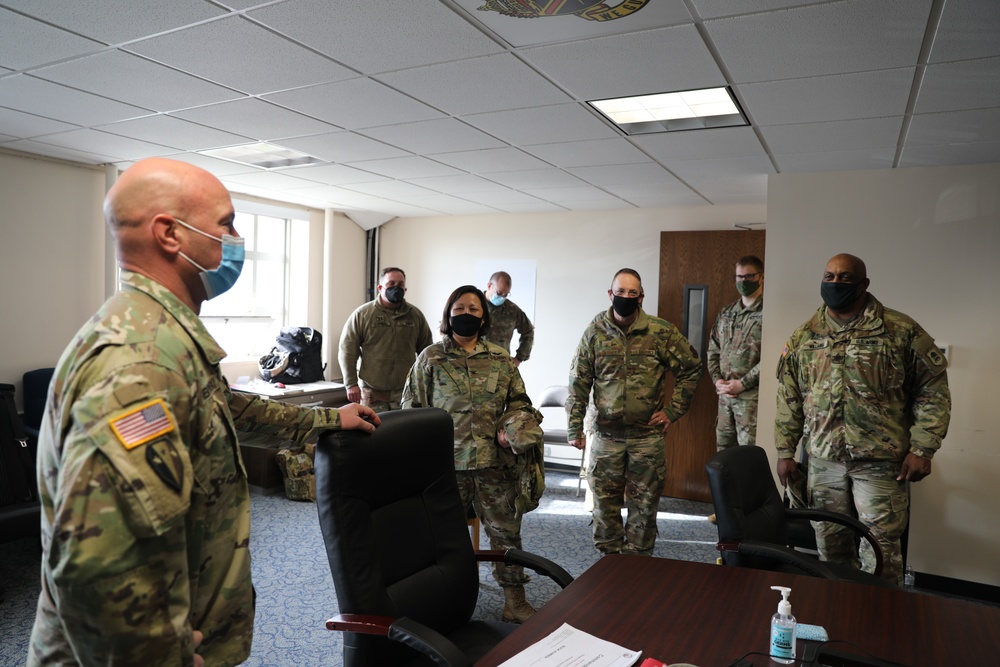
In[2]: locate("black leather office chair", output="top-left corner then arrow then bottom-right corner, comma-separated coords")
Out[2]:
706,445 -> 894,588
22,367 -> 54,444
537,385 -> 585,496
315,408 -> 573,667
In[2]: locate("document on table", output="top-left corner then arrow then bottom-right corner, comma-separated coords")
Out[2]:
498,622 -> 642,667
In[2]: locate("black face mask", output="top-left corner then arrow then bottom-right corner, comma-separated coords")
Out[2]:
612,295 -> 640,318
384,286 -> 405,304
450,313 -> 482,337
821,281 -> 860,311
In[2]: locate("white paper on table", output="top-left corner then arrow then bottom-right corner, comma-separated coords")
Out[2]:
497,622 -> 642,667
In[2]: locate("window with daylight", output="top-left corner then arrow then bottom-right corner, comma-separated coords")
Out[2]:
200,201 -> 310,359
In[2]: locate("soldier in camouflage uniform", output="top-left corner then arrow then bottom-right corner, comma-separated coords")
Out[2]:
402,285 -> 543,624
775,253 -> 950,587
707,256 -> 764,450
567,269 -> 702,556
338,267 -> 434,412
28,158 -> 380,667
482,271 -> 534,367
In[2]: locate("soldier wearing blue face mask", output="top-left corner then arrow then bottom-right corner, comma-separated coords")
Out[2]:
481,271 -> 534,368
28,158 -> 381,667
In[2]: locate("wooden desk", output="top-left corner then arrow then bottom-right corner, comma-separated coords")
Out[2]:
477,556 -> 1000,667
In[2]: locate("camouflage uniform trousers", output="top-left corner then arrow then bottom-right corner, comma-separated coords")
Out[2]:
456,466 -> 529,588
807,458 -> 908,587
715,395 -> 758,450
360,386 -> 402,413
587,433 -> 666,556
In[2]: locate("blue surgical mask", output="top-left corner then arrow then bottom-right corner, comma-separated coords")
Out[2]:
489,293 -> 506,307
176,218 -> 245,300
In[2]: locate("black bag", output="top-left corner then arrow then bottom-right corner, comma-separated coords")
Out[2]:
258,327 -> 326,384
1,383 -> 36,507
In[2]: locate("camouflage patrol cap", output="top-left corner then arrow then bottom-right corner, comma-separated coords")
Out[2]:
498,409 -> 543,454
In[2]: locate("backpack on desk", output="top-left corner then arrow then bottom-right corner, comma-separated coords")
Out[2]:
258,327 -> 326,384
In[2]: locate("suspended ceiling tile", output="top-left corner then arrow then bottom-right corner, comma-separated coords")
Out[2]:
339,180 -> 439,199
484,168 -> 587,190
522,138 -> 650,169
914,57 -> 1000,114
1,138 -> 119,163
249,0 -> 503,74
738,68 -> 915,125
280,131 -> 409,163
930,0 -> 1000,62
401,195 -> 501,216
463,104 -> 619,146
30,128 -> 177,161
125,16 -> 354,94
376,54 -> 570,117
666,155 -> 776,185
264,78 -> 442,130
493,201 -> 567,214
760,117 -> 904,154
96,114 -> 252,151
279,163 -> 388,186
0,8 -> 103,70
155,151 -> 261,176
171,98 -> 337,142
0,106 -> 77,138
522,25 -> 726,101
568,162 -> 684,187
0,74 -> 152,126
407,174 -> 514,195
907,108 -> 1000,145
430,147 -> 551,174
632,126 -> 765,163
691,0 -> 830,20
459,189 -> 548,206
706,0 -> 931,82
899,140 -> 1000,168
774,148 -> 898,173
357,119 -> 506,155
526,186 -> 622,205
1,0 -> 227,45
221,169 -> 328,191
32,50 -> 243,111
345,156 -> 462,180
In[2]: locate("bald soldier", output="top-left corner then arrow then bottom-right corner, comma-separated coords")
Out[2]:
28,158 -> 380,667
775,253 -> 950,586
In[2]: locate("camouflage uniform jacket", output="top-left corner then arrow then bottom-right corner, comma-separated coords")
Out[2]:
29,271 -> 350,667
483,299 -> 534,362
567,308 -> 702,442
707,295 -> 763,399
775,294 -> 950,463
338,297 -> 434,392
401,337 -> 541,470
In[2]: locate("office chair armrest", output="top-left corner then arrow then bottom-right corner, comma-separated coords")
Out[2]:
727,540 -> 841,580
325,614 -> 470,667
784,508 -> 884,577
476,548 -> 574,589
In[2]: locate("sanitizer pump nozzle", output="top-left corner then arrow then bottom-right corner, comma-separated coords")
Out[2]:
769,586 -> 797,664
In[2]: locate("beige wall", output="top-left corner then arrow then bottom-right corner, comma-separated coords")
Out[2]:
760,163 -> 1000,586
378,205 -> 767,406
0,151 -> 107,403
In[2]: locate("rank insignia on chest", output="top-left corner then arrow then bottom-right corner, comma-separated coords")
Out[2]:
110,398 -> 176,450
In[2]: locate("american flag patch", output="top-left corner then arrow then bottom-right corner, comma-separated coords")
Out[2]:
110,399 -> 175,450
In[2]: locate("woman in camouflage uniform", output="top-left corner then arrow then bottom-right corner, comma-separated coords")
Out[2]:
402,285 -> 543,623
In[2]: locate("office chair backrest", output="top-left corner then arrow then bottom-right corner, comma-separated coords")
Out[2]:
315,408 -> 479,667
537,385 -> 569,408
705,445 -> 791,570
21,367 -> 54,434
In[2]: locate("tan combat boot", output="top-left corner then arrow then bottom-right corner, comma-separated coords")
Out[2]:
502,586 -> 536,623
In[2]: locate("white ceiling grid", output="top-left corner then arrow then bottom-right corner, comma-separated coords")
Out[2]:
0,0 -> 997,227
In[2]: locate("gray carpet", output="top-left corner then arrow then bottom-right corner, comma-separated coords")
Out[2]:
0,470 -> 717,666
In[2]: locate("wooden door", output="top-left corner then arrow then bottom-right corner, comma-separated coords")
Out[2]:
657,230 -> 765,502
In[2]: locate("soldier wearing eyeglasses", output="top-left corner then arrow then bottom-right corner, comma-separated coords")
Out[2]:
567,268 -> 702,556
707,256 -> 765,451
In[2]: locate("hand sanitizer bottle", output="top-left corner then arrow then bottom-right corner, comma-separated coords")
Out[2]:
769,586 -> 797,664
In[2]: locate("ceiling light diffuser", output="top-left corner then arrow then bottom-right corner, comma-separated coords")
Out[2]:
589,87 -> 748,135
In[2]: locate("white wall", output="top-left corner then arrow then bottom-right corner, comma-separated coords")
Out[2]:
0,151 -> 107,407
760,163 -> 1000,587
378,205 -> 766,418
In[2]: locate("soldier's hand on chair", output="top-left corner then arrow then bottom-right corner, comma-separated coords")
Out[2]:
338,403 -> 381,432
897,452 -> 932,482
569,438 -> 586,450
776,458 -> 801,487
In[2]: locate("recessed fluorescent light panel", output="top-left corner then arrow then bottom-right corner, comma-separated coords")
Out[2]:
198,142 -> 326,169
589,87 -> 748,135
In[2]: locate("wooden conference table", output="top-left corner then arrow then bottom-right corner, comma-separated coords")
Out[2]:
476,555 -> 1000,667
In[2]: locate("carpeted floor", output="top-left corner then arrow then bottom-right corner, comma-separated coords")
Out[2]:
0,470 -> 717,666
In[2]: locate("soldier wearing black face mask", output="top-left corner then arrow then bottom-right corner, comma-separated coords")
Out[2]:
338,267 -> 434,412
566,268 -> 702,556
775,253 -> 951,587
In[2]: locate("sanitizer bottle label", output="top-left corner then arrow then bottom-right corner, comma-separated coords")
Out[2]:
771,626 -> 794,658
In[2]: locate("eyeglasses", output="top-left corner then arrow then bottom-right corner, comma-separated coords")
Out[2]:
612,289 -> 642,298
735,272 -> 761,281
